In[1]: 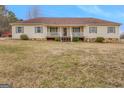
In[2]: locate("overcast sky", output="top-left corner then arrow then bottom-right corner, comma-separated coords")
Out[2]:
7,5 -> 124,32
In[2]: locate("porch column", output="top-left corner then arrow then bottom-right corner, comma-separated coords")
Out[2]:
59,27 -> 62,42
44,26 -> 48,40
70,27 -> 73,42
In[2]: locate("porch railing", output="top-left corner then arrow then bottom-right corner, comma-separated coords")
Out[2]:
47,32 -> 59,37
72,32 -> 83,37
47,32 -> 84,37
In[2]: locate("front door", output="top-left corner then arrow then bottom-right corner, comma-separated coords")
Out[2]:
63,28 -> 67,37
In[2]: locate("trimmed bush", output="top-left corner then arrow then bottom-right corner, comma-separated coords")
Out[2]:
73,37 -> 80,42
95,37 -> 105,43
20,34 -> 29,40
54,37 -> 60,41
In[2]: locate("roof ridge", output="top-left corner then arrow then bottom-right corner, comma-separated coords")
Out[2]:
11,17 -> 121,26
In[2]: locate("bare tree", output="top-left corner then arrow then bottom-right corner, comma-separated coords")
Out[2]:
0,5 -> 8,16
0,5 -> 9,33
27,6 -> 41,19
0,5 -> 18,33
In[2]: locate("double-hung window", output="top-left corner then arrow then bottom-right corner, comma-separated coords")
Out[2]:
73,27 -> 80,33
72,27 -> 80,36
89,27 -> 97,33
35,27 -> 43,33
107,27 -> 115,33
49,27 -> 58,35
16,27 -> 24,33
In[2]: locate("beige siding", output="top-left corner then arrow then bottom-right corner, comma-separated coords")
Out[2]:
12,25 -> 47,39
12,25 -> 120,39
84,26 -> 120,39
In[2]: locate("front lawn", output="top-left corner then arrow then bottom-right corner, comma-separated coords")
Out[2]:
0,40 -> 124,87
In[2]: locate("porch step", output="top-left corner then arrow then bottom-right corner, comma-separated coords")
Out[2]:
61,37 -> 71,42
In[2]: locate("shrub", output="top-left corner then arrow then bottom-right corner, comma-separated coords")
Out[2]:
95,37 -> 105,43
54,37 -> 60,41
20,34 -> 29,40
73,37 -> 80,42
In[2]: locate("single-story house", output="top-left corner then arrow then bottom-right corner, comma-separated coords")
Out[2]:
10,17 -> 121,42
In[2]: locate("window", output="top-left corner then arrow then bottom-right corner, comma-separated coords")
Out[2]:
73,27 -> 80,33
35,27 -> 43,33
89,27 -> 97,33
48,27 -> 58,35
107,27 -> 115,33
72,27 -> 80,37
16,27 -> 24,33
49,27 -> 58,32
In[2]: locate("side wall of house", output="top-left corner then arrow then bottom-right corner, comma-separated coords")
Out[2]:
83,26 -> 120,39
12,25 -> 47,39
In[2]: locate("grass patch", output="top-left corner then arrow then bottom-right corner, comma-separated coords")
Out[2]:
0,45 -> 25,53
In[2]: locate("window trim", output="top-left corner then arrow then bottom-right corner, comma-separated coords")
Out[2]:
107,27 -> 116,33
89,27 -> 97,33
16,26 -> 24,33
35,27 -> 43,33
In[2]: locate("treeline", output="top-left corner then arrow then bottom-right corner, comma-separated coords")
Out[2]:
0,5 -> 21,32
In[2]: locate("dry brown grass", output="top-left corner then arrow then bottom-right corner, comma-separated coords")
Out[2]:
0,40 -> 124,88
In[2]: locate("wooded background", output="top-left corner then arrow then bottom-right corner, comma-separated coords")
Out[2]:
0,5 -> 41,33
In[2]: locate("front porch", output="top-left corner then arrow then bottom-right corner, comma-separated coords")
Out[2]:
46,26 -> 84,41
